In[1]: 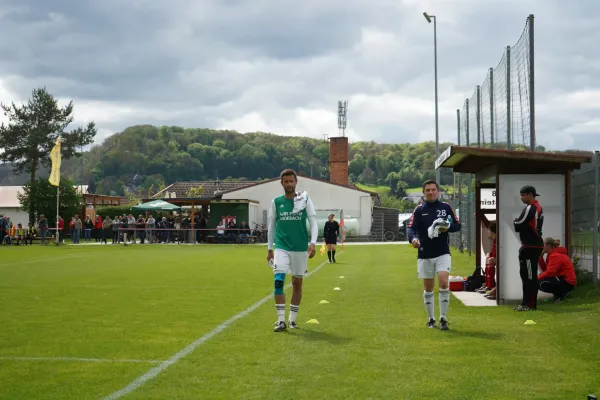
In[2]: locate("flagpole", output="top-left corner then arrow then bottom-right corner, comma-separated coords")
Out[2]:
49,135 -> 62,245
56,185 -> 60,245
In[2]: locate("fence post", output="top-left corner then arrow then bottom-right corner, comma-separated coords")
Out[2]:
466,99 -> 470,147
489,67 -> 495,148
528,14 -> 535,151
457,109 -> 461,146
506,46 -> 512,150
594,151 -> 599,283
476,85 -> 481,147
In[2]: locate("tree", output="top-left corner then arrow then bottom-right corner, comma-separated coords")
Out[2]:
0,87 -> 97,221
125,181 -> 166,205
17,178 -> 81,226
378,193 -> 415,211
186,186 -> 205,197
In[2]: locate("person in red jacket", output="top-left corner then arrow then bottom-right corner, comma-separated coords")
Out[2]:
94,215 -> 103,242
538,237 -> 577,302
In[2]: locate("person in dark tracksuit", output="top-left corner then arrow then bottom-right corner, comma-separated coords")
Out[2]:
513,185 -> 544,311
407,180 -> 461,330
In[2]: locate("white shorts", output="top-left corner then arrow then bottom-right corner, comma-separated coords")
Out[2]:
417,254 -> 452,279
274,249 -> 308,277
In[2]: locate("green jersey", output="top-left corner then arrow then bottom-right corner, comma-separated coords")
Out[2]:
268,194 -> 317,252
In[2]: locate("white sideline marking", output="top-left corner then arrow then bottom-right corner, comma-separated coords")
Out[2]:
0,356 -> 164,364
102,254 -> 339,400
12,254 -> 91,265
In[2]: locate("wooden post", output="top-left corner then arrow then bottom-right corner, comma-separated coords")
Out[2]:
475,180 -> 482,271
191,202 -> 196,244
495,172 -> 502,304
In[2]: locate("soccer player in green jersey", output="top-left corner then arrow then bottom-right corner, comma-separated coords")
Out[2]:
267,169 -> 318,332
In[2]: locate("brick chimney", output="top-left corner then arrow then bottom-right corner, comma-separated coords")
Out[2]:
329,136 -> 349,186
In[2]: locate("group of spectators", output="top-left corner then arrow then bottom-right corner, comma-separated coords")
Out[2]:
0,212 -> 257,245
0,215 -> 42,245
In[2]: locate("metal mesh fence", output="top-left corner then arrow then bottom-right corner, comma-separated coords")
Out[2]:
480,73 -> 491,146
493,54 -> 508,148
468,89 -> 478,147
571,155 -> 599,281
449,173 -> 475,255
456,15 -> 533,151
458,100 -> 468,146
511,24 -> 531,150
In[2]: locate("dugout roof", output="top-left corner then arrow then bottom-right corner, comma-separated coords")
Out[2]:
435,146 -> 593,174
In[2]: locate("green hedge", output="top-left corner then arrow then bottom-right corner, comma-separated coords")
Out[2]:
95,206 -> 133,218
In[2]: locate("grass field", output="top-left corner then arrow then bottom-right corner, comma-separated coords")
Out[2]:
1,244 -> 599,399
354,183 -> 390,194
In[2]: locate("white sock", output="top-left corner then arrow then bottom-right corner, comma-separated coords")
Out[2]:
423,291 -> 435,320
275,304 -> 285,322
439,289 -> 450,320
289,304 -> 299,322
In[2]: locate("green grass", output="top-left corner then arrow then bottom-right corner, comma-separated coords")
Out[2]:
573,231 -> 599,248
354,183 -> 390,194
1,244 -> 599,399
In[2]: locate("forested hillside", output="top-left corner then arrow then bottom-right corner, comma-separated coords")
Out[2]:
0,124 -> 591,198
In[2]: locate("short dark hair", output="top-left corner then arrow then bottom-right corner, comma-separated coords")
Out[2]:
422,179 -> 440,191
488,221 -> 497,233
280,169 -> 297,182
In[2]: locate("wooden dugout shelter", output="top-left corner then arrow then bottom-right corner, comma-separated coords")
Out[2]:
435,146 -> 592,304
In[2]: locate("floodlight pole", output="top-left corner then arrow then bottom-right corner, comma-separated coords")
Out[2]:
424,12 -> 440,184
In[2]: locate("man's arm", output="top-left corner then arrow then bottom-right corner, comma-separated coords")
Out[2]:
267,199 -> 276,250
447,204 -> 461,233
407,206 -> 420,244
306,198 -> 318,244
514,205 -> 535,232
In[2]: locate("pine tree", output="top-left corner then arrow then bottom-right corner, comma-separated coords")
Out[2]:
0,86 -> 97,222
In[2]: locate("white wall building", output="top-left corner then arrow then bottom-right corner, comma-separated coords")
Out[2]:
0,185 -> 88,225
0,186 -> 30,225
219,176 -> 378,236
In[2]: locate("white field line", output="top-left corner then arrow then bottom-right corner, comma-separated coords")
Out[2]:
0,356 -> 164,364
11,254 -> 92,265
102,254 -> 340,400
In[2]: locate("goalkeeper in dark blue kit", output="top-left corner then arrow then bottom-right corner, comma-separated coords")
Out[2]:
407,180 -> 461,330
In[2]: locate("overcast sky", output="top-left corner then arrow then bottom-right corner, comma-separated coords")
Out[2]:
0,0 -> 599,151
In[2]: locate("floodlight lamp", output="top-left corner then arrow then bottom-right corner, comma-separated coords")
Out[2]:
423,12 -> 432,23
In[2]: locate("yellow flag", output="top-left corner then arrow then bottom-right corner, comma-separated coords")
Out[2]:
320,242 -> 326,256
49,136 -> 62,187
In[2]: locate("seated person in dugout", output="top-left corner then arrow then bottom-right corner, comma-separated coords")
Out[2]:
538,237 -> 577,302
476,221 -> 497,300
